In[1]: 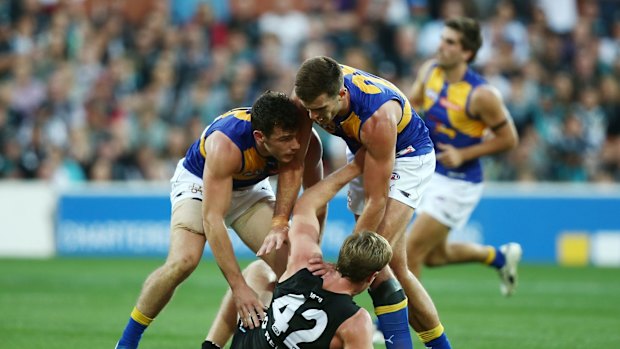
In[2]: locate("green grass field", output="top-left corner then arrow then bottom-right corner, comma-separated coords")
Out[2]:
1,258 -> 619,349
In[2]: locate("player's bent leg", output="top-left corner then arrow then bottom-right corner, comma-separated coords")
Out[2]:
204,199 -> 283,347
406,212 -> 450,277
117,199 -> 206,349
205,260 -> 276,347
389,247 -> 452,349
369,267 -> 413,349
429,241 -> 493,266
390,234 -> 438,331
232,198 -> 288,277
390,230 -> 452,349
204,287 -> 236,348
242,260 -> 277,304
369,199 -> 418,348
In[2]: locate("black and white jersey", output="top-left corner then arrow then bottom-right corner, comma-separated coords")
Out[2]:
231,268 -> 360,349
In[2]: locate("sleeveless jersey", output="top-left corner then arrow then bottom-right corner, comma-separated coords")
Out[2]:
231,268 -> 360,349
182,108 -> 279,189
421,64 -> 488,183
325,65 -> 433,158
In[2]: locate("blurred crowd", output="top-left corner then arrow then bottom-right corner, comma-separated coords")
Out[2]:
0,0 -> 618,184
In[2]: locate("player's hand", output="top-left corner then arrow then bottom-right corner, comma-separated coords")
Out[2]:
233,283 -> 265,329
307,256 -> 336,277
256,225 -> 289,257
436,143 -> 464,168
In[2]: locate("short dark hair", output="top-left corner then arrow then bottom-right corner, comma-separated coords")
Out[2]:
337,231 -> 392,283
294,56 -> 343,103
445,17 -> 482,63
251,90 -> 300,137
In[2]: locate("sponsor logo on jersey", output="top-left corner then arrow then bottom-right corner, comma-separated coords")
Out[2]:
425,89 -> 439,103
439,97 -> 464,112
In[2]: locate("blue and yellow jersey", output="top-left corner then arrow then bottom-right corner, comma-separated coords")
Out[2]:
182,108 -> 279,189
421,64 -> 488,183
328,65 -> 433,158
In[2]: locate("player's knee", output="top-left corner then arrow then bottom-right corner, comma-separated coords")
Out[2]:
243,260 -> 274,279
425,248 -> 448,267
389,258 -> 410,282
369,278 -> 406,307
407,246 -> 427,270
164,253 -> 200,281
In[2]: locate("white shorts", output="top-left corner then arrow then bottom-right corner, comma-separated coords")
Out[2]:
417,173 -> 484,229
347,150 -> 436,215
170,159 -> 275,226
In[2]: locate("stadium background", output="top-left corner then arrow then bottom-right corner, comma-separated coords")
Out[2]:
1,0 -> 619,348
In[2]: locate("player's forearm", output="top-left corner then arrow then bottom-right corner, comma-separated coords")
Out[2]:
354,196 -> 387,233
460,135 -> 517,162
298,161 -> 361,214
205,221 -> 246,289
274,161 -> 304,220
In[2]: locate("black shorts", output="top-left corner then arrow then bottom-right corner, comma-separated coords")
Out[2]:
230,324 -> 272,349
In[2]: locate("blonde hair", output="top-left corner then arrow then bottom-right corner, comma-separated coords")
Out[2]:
336,231 -> 392,283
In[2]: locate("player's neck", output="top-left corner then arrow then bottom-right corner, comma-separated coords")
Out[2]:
336,89 -> 351,117
322,272 -> 360,296
442,63 -> 468,84
255,141 -> 270,158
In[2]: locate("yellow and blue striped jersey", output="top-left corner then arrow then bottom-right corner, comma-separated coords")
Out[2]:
328,65 -> 433,158
422,64 -> 487,183
183,108 -> 279,189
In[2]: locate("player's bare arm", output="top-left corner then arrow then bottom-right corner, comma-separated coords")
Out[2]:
283,151 -> 365,278
354,101 -> 399,233
408,59 -> 436,109
336,309 -> 375,349
202,132 -> 264,329
258,112 -> 316,257
437,85 -> 518,169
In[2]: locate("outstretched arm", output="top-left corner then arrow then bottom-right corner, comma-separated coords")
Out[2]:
281,150 -> 365,279
202,132 -> 264,329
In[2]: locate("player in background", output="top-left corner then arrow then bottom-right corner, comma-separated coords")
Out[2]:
115,91 -> 323,349
405,17 -> 522,296
204,150 -> 392,349
284,56 -> 452,349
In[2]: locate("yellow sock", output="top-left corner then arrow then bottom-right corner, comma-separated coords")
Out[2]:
131,307 -> 154,326
416,323 -> 444,343
483,246 -> 496,265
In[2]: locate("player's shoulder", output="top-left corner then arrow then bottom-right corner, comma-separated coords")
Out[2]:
471,83 -> 503,105
335,308 -> 374,347
341,308 -> 372,332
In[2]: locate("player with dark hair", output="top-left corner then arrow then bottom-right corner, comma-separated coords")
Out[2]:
405,17 -> 522,296
203,150 -> 393,349
115,91 -> 323,349
287,56 -> 451,349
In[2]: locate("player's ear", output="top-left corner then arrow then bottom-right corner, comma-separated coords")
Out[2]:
253,130 -> 265,143
367,271 -> 380,284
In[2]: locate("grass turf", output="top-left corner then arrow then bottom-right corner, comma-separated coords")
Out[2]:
1,258 -> 619,348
